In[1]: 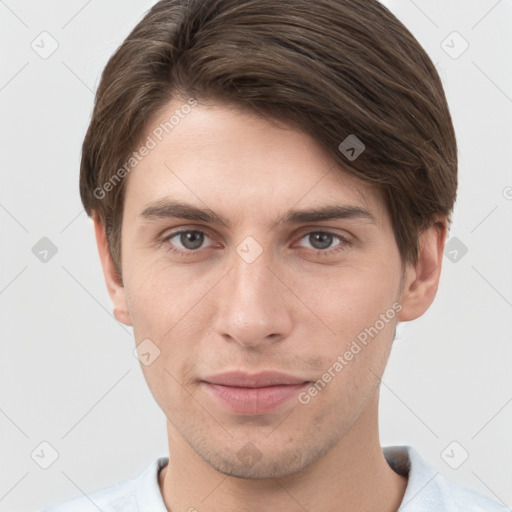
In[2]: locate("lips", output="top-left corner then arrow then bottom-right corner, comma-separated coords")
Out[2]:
200,371 -> 311,415
203,370 -> 310,388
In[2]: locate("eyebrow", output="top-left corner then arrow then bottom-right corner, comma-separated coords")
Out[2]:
139,199 -> 376,228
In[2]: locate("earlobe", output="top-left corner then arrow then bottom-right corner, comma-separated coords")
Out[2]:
397,221 -> 447,322
92,214 -> 132,326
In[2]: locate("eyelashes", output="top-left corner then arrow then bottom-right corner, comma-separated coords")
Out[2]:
159,229 -> 353,258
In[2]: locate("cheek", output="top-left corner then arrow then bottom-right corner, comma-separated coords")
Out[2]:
125,265 -> 215,414
288,263 -> 400,396
288,260 -> 400,338
124,261 -> 219,371
124,256 -> 207,329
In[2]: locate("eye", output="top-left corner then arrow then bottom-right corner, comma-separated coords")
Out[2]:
296,231 -> 351,255
162,229 -> 213,255
159,229 -> 352,258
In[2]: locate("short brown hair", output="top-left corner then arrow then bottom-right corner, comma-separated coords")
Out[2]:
80,0 -> 457,277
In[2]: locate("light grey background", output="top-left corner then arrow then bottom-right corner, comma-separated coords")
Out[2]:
1,1 -> 511,511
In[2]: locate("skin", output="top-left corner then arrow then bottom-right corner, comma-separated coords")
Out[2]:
94,98 -> 446,512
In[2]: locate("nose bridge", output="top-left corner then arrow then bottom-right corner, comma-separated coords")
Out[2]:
232,243 -> 272,303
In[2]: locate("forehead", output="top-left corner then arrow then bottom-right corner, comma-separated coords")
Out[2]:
123,99 -> 387,227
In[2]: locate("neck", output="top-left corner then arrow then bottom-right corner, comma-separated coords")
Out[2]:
158,392 -> 407,512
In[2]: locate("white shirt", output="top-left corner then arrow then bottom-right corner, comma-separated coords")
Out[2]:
40,445 -> 508,511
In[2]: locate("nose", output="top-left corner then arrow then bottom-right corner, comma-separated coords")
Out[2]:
213,245 -> 293,348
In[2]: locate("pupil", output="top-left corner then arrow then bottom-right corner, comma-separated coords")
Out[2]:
181,231 -> 204,250
311,232 -> 332,250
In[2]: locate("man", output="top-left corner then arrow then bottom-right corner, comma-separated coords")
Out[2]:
42,0 -> 506,510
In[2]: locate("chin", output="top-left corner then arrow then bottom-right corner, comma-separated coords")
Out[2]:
194,438 -> 332,480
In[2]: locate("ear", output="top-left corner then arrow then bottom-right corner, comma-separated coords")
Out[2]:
92,214 -> 132,326
397,219 -> 447,322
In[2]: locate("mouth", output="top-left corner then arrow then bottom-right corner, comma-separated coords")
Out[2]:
200,371 -> 311,415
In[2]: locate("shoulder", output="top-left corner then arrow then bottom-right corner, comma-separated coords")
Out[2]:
431,472 -> 508,512
40,479 -> 136,512
384,445 -> 508,512
40,457 -> 168,512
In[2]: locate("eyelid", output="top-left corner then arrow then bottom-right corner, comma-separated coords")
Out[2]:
160,228 -> 216,251
159,224 -> 215,241
159,226 -> 354,255
293,229 -> 353,252
293,226 -> 354,243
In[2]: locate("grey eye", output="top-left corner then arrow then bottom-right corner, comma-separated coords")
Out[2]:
170,230 -> 208,250
299,232 -> 342,250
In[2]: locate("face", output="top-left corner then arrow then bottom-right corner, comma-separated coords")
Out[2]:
96,98 -> 443,479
